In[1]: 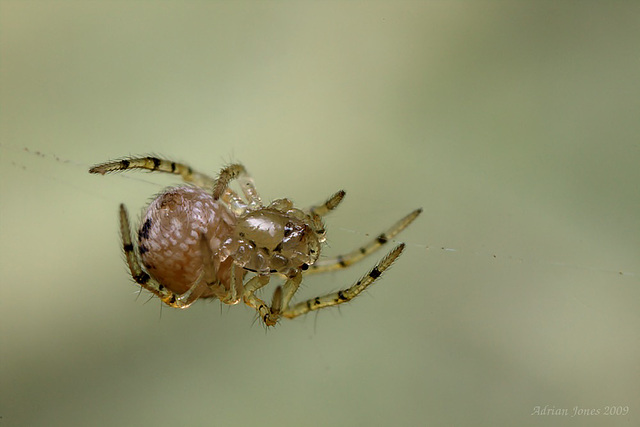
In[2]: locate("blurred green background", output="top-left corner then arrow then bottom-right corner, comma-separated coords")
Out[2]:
1,2 -> 639,426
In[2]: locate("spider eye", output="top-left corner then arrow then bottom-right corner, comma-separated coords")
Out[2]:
283,222 -> 294,237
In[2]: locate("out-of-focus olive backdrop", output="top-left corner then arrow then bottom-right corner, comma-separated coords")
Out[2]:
1,2 -> 638,426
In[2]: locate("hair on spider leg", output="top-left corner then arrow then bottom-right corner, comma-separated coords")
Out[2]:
132,287 -> 151,307
249,310 -> 276,333
200,297 -> 231,324
313,309 -> 320,334
309,303 -> 341,334
137,291 -> 156,306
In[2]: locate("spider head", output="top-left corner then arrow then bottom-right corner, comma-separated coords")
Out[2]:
220,198 -> 325,275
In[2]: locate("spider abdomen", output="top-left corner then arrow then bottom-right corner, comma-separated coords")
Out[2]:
138,186 -> 237,296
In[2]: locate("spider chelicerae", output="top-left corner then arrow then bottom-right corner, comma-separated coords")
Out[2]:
89,157 -> 421,326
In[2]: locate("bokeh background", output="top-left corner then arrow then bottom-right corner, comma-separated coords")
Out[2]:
1,2 -> 639,426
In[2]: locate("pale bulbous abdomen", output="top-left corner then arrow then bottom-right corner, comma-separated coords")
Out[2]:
137,186 -> 237,296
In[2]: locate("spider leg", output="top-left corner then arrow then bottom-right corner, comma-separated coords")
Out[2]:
90,156 -> 247,213
307,208 -> 422,274
213,163 -> 262,208
242,274 -> 282,326
197,236 -> 240,303
241,271 -> 304,327
307,190 -> 346,217
243,269 -> 308,326
280,271 -> 303,312
119,203 -> 199,308
283,244 -> 406,319
90,157 -> 216,189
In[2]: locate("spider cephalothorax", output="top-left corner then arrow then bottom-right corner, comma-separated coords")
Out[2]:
90,157 -> 421,326
221,198 -> 325,276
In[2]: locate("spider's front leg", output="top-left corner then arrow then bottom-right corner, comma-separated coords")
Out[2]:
307,208 -> 422,274
282,244 -> 406,319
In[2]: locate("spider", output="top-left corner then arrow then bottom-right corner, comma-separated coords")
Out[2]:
89,157 -> 421,326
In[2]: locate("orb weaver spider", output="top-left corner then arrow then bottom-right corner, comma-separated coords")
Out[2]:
90,157 -> 421,326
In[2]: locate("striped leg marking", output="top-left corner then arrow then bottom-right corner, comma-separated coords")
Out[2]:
308,208 -> 422,274
90,157 -> 216,189
90,157 -> 248,212
283,244 -> 405,319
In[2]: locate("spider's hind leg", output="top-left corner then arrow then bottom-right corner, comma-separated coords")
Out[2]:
119,203 -> 198,308
90,157 -> 249,213
90,157 -> 216,189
